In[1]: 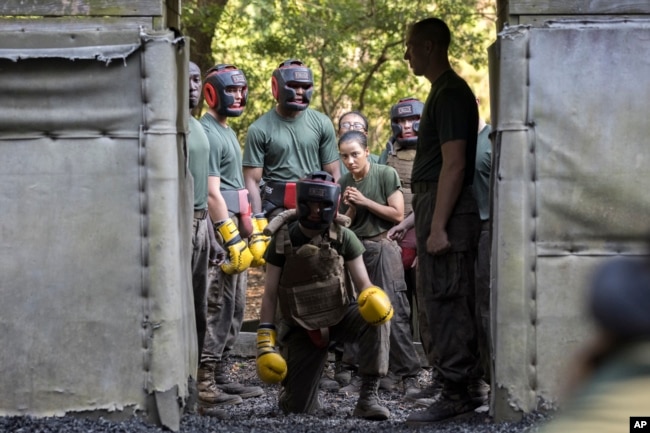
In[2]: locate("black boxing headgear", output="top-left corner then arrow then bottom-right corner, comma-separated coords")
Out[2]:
203,64 -> 248,117
590,258 -> 650,339
271,59 -> 314,111
296,171 -> 340,230
390,97 -> 424,147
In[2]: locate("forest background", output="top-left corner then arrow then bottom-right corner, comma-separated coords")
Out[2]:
183,0 -> 496,155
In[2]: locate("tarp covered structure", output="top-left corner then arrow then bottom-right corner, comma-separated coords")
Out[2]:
490,18 -> 650,420
0,28 -> 195,431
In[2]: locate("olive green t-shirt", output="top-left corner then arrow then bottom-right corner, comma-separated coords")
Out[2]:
188,116 -> 210,210
338,163 -> 402,238
200,113 -> 245,191
243,108 -> 338,182
411,69 -> 478,186
264,221 -> 365,268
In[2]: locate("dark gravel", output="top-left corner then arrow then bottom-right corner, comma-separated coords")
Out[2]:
0,356 -> 554,433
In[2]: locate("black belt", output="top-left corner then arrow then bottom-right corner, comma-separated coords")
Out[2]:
194,209 -> 208,220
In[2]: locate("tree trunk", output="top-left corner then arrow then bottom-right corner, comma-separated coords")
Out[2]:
182,0 -> 229,75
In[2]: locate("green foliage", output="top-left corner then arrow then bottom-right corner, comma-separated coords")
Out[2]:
183,0 -> 495,153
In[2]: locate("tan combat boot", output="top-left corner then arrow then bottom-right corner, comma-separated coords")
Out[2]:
353,375 -> 390,421
197,363 -> 243,409
213,359 -> 264,399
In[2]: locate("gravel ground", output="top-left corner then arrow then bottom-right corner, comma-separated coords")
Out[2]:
1,356 -> 554,433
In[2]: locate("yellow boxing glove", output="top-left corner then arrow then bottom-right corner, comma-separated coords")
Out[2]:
358,286 -> 394,326
256,323 -> 287,384
249,214 -> 270,267
215,218 -> 254,275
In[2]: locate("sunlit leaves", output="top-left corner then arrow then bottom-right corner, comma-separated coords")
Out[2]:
183,0 -> 495,152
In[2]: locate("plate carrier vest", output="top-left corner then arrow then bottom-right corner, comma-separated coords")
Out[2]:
275,222 -> 350,330
386,148 -> 416,215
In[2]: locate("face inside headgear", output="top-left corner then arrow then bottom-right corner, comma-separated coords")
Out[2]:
296,171 -> 341,231
271,59 -> 314,112
203,64 -> 248,117
390,97 -> 424,147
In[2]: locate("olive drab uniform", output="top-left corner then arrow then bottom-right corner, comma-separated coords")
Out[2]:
386,144 -> 435,365
265,216 -> 390,414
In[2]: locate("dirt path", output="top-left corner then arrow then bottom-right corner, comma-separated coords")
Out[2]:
245,267 -> 264,321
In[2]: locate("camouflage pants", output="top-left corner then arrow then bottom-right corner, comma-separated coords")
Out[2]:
362,238 -> 421,378
476,221 -> 492,381
277,303 -> 390,414
413,186 -> 483,385
191,216 -> 209,360
201,215 -> 248,364
412,265 -> 437,366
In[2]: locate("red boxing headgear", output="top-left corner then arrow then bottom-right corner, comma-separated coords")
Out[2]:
296,171 -> 340,230
271,59 -> 314,111
203,64 -> 248,117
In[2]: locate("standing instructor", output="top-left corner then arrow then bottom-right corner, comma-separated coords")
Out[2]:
398,17 -> 484,425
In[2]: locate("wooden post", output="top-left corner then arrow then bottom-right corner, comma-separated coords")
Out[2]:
0,0 -> 174,31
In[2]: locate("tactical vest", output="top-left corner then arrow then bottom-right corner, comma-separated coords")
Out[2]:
387,148 -> 416,215
275,223 -> 350,330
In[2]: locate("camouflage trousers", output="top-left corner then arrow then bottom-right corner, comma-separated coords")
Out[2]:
277,302 -> 390,414
413,186 -> 483,385
476,221 -> 492,382
362,238 -> 421,378
201,214 -> 248,364
191,215 -> 209,360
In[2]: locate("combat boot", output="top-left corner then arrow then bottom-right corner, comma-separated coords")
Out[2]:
319,368 -> 340,391
197,363 -> 242,407
378,371 -> 400,392
333,359 -> 352,386
353,375 -> 390,421
214,359 -> 264,399
338,374 -> 361,395
406,382 -> 479,425
468,378 -> 490,405
406,377 -> 443,407
403,375 -> 421,399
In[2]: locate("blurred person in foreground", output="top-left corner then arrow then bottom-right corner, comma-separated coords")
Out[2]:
541,255 -> 650,433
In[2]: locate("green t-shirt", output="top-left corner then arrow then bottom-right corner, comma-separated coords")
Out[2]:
264,221 -> 365,268
338,163 -> 402,238
411,70 -> 478,186
188,117 -> 210,210
243,108 -> 338,182
474,124 -> 492,221
200,114 -> 245,191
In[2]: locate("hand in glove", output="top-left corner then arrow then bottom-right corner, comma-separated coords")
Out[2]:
249,213 -> 271,267
358,286 -> 394,325
256,323 -> 287,384
214,218 -> 253,274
